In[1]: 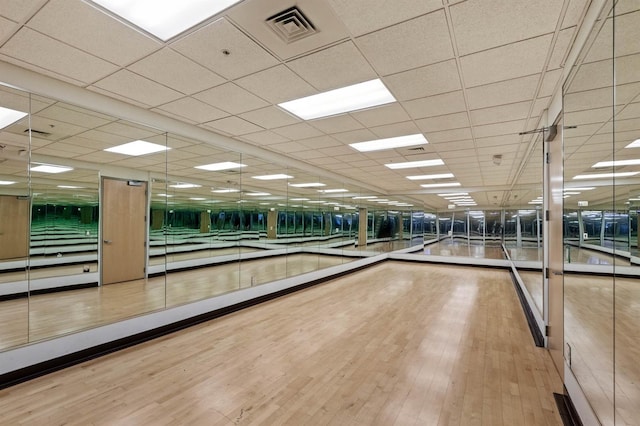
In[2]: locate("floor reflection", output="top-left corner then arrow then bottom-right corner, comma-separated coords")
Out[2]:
423,239 -> 504,259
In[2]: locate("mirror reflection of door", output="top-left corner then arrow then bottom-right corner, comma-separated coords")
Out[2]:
0,195 -> 29,260
101,177 -> 147,285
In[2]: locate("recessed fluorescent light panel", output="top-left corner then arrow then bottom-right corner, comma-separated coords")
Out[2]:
385,159 -> 445,170
625,139 -> 640,148
0,180 -> 16,185
438,192 -> 468,197
57,185 -> 84,189
352,196 -> 377,199
349,134 -> 427,152
573,172 -> 639,180
212,188 -> 240,193
245,192 -> 271,196
252,174 -> 293,180
105,140 -> 169,156
406,173 -> 454,180
318,189 -> 348,193
289,182 -> 325,188
0,106 -> 28,129
195,161 -> 247,171
420,182 -> 461,188
31,164 -> 73,174
90,0 -> 242,41
278,79 -> 395,120
169,183 -> 202,189
190,197 -> 206,201
592,159 -> 640,168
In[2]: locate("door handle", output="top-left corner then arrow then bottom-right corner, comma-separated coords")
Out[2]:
103,239 -> 112,244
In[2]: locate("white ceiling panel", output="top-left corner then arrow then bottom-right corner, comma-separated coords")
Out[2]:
235,65 -> 316,104
0,15 -> 18,41
128,48 -> 226,95
425,127 -> 473,143
415,112 -> 470,133
298,135 -> 341,149
350,103 -> 411,128
1,28 -> 118,84
194,83 -> 269,115
0,0 -> 44,22
548,27 -> 576,70
466,74 -> 540,110
34,104 -> 113,129
92,70 -> 183,107
356,11 -> 454,76
403,91 -> 467,120
331,129 -> 377,144
450,0 -> 561,56
28,0 -> 160,66
461,34 -> 553,87
239,106 -> 300,129
170,18 -> 278,80
430,139 -> 475,152
272,123 -> 324,140
470,101 -> 532,126
286,41 -> 377,92
327,0 -> 443,36
290,149 -> 331,161
203,116 -> 263,136
532,97 -> 552,118
473,120 -> 526,139
309,114 -> 364,134
155,97 -> 229,124
369,121 -> 422,139
384,59 -> 461,101
475,134 -> 523,148
539,69 -> 563,98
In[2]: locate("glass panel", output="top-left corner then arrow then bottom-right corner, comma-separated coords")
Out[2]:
0,85 -> 30,351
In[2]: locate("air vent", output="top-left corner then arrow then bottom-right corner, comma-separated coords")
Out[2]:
408,147 -> 425,151
265,6 -> 317,44
24,129 -> 51,137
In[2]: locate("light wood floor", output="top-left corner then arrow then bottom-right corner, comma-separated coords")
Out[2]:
0,262 -> 563,425
424,240 -> 504,259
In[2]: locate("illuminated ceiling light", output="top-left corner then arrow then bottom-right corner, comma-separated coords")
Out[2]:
259,202 -> 271,205
420,182 -> 461,188
573,172 -> 639,180
592,159 -> 640,167
0,106 -> 28,129
105,140 -> 169,156
563,192 -> 581,195
290,198 -> 310,201
289,182 -> 325,188
352,196 -> 377,199
318,189 -> 348,193
278,79 -> 395,120
349,134 -> 427,152
252,174 -> 293,180
0,180 -> 16,185
245,192 -> 271,196
189,197 -> 206,201
57,185 -> 84,189
374,199 -> 389,202
156,193 -> 173,197
212,188 -> 240,193
195,161 -> 247,171
438,192 -> 468,197
169,183 -> 201,189
385,159 -> 445,169
625,139 -> 640,148
89,0 -> 242,41
566,187 -> 595,191
407,173 -> 455,180
528,201 -> 543,204
307,200 -> 326,204
31,164 -> 73,174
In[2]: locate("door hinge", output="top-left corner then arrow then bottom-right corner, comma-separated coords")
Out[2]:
545,210 -> 549,221
546,152 -> 550,164
545,267 -> 549,279
545,325 -> 550,337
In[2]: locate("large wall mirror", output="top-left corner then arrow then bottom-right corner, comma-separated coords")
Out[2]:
563,1 -> 640,424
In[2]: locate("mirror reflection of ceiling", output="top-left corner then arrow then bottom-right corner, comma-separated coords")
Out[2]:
0,0 -> 605,209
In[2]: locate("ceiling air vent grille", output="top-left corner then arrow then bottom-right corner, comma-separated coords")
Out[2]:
24,128 -> 51,137
265,6 -> 317,44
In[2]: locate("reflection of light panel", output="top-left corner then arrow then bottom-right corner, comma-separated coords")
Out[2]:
407,173 -> 454,180
438,192 -> 468,197
0,180 -> 16,185
290,198 -> 309,201
352,196 -> 377,199
195,161 -> 246,171
31,164 -> 73,174
90,0 -> 243,41
278,79 -> 395,120
289,182 -> 325,188
573,172 -> 639,180
385,159 -> 444,169
252,174 -> 292,180
625,139 -> 640,148
212,188 -> 240,193
105,140 -> 169,156
420,182 -> 461,188
245,192 -> 271,196
156,193 -> 173,197
318,189 -> 348,193
189,197 -> 206,201
0,106 -> 28,129
57,185 -> 84,189
307,200 -> 326,204
169,183 -> 201,189
592,159 -> 640,167
349,134 -> 427,152
566,187 -> 595,191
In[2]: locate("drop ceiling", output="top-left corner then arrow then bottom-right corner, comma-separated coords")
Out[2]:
0,0 -> 636,210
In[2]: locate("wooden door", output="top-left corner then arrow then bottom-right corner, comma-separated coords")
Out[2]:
0,195 -> 29,260
101,178 -> 147,285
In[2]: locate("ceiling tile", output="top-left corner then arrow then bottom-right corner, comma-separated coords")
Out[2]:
310,115 -> 364,134
0,15 -> 18,41
235,65 -> 316,104
240,130 -> 290,145
369,121 -> 422,139
290,150 -> 330,161
239,106 -> 300,129
194,83 -> 269,115
356,10 -> 454,76
1,28 -> 118,84
1,0 -> 43,22
268,141 -> 309,153
92,70 -> 183,107
473,119 -> 526,139
466,75 -> 540,109
548,27 -> 576,70
350,103 -> 411,128
298,136 -> 342,149
384,59 -> 461,101
425,127 -> 473,143
128,48 -> 226,95
332,129 -> 378,144
539,69 -> 563,98
27,0 -> 160,66
272,123 -> 324,140
328,0 -> 443,36
403,91 -> 467,119
203,116 -> 263,136
532,97 -> 551,118
562,0 -> 588,28
470,101 -> 532,126
461,34 -> 553,87
171,18 -> 278,80
416,112 -> 470,133
450,0 -> 561,55
286,41 -> 377,91
155,97 -> 229,124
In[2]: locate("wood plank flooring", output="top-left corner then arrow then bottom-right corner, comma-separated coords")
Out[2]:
0,262 -> 563,425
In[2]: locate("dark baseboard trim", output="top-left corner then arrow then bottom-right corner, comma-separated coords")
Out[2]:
554,390 -> 583,426
30,282 -> 98,296
0,292 -> 28,302
0,259 -> 383,390
509,270 -> 544,347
